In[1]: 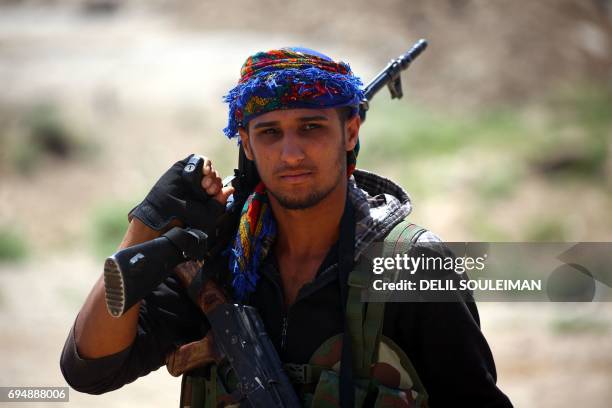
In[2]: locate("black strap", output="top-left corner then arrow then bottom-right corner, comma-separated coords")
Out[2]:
162,227 -> 208,261
338,195 -> 356,408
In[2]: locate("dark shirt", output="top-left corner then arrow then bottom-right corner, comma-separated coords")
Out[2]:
60,244 -> 513,407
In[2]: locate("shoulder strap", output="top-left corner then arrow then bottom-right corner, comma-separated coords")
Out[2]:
384,220 -> 427,256
346,220 -> 427,377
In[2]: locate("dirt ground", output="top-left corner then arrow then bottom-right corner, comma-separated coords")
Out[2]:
1,4 -> 611,407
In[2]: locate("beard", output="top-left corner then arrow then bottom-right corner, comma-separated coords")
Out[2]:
267,171 -> 342,210
263,145 -> 346,211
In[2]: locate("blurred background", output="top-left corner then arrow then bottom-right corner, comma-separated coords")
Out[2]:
0,0 -> 611,406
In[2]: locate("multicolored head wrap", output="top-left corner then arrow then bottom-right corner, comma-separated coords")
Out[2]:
223,47 -> 364,138
225,47 -> 364,301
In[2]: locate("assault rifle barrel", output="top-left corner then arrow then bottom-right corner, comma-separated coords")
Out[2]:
359,38 -> 428,120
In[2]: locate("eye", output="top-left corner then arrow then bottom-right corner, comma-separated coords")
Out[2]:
259,127 -> 280,136
303,123 -> 322,131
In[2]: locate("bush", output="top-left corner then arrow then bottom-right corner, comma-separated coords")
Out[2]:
359,100 -> 522,165
0,226 -> 28,262
89,202 -> 134,259
4,103 -> 94,175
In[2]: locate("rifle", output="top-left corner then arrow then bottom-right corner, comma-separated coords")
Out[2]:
103,39 -> 428,406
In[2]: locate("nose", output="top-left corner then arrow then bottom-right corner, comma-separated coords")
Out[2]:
279,131 -> 305,166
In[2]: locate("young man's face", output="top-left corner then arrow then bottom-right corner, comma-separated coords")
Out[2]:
238,107 -> 360,210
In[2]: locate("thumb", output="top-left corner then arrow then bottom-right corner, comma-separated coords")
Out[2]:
213,186 -> 235,206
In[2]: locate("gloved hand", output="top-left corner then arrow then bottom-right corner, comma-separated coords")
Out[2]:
128,154 -> 234,236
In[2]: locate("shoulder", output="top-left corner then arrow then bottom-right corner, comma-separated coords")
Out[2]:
412,228 -> 451,257
385,220 -> 449,255
414,229 -> 443,244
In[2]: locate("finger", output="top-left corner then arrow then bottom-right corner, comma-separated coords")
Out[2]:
202,157 -> 212,176
206,177 -> 222,196
201,167 -> 219,190
202,176 -> 212,189
213,186 -> 235,205
206,183 -> 219,196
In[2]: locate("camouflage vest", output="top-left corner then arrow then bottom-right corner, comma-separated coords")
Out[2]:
172,220 -> 429,408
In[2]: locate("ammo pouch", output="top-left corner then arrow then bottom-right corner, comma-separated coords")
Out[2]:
284,330 -> 428,407
179,363 -> 241,408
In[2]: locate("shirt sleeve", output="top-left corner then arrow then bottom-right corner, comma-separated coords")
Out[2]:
395,241 -> 514,407
60,274 -> 205,395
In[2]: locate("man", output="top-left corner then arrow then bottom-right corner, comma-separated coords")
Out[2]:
61,47 -> 512,407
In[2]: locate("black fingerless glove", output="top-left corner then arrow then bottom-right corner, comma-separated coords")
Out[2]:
128,154 -> 225,236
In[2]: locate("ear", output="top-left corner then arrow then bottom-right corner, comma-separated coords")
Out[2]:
344,114 -> 361,151
238,127 -> 254,160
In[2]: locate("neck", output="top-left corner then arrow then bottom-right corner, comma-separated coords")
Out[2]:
269,180 -> 347,259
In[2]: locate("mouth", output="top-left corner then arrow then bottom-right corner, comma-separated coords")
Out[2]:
278,170 -> 313,184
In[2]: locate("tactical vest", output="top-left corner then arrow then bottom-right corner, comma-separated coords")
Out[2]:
172,220 -> 429,408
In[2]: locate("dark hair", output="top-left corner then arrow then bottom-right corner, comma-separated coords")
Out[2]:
335,106 -> 357,126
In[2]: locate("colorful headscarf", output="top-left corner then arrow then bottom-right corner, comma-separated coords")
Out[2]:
223,47 -> 364,138
225,47 -> 364,301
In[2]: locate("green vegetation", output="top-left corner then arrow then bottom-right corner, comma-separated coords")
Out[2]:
0,226 -> 29,262
360,85 -> 611,181
360,101 -> 524,161
89,201 -> 135,259
475,167 -> 522,202
533,86 -> 612,180
356,84 -> 612,240
3,103 -> 95,175
468,217 -> 512,242
551,316 -> 610,335
526,218 -> 568,241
